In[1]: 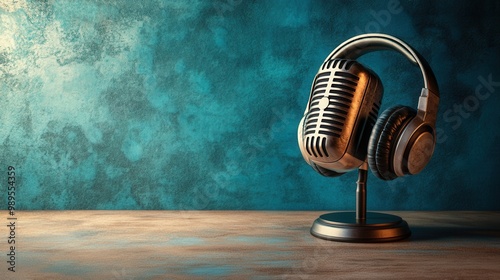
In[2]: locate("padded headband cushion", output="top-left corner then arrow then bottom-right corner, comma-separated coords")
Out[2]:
368,105 -> 416,180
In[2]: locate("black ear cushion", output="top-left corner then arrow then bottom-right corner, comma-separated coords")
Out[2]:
311,163 -> 345,177
368,106 -> 417,180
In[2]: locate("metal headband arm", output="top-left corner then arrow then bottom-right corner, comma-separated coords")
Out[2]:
325,33 -> 439,97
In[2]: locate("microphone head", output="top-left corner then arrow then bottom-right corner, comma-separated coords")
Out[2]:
298,59 -> 383,175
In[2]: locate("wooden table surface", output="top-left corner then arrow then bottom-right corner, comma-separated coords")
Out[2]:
2,211 -> 500,279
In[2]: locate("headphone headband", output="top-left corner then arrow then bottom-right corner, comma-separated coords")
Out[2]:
326,33 -> 439,97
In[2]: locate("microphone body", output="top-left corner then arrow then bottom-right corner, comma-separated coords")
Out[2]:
298,59 -> 383,174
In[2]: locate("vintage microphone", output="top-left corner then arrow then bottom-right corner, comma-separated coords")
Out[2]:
297,59 -> 383,177
298,34 -> 439,242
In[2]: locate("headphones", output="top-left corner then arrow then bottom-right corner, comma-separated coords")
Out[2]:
298,33 -> 439,180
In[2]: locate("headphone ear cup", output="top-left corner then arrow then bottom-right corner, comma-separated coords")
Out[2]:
368,105 -> 417,180
311,163 -> 345,177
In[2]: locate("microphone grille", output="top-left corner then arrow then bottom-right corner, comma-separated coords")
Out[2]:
304,60 -> 359,158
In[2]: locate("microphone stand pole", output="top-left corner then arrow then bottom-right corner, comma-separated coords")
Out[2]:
356,161 -> 368,222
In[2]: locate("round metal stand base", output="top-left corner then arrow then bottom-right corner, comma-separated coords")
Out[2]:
311,212 -> 411,242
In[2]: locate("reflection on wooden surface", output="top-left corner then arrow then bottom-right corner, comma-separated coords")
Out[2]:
3,211 -> 500,279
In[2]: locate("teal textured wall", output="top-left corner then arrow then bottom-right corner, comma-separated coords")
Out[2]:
1,0 -> 499,210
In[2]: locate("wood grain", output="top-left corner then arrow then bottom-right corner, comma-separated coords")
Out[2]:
2,211 -> 500,279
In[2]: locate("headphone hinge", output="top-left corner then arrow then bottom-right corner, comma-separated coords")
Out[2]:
417,88 -> 439,125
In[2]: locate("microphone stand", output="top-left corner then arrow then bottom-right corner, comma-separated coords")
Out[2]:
310,161 -> 411,242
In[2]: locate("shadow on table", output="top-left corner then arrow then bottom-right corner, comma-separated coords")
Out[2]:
410,225 -> 500,241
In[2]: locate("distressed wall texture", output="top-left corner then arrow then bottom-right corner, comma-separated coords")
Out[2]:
1,0 -> 499,210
